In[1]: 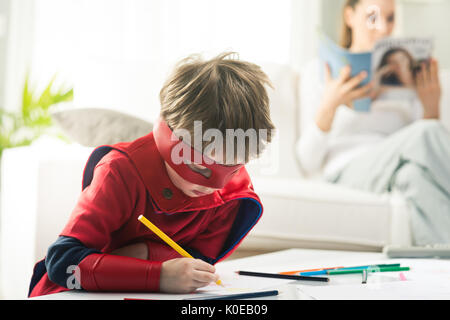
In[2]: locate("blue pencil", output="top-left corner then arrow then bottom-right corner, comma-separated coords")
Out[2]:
299,263 -> 401,276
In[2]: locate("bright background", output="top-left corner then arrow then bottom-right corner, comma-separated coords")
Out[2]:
0,0 -> 450,300
1,0 -> 449,122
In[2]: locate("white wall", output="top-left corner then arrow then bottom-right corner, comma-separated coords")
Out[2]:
0,0 -> 11,109
396,0 -> 450,69
320,0 -> 346,43
2,0 -> 449,115
9,0 -> 293,122
289,0 -> 322,71
1,0 -> 35,112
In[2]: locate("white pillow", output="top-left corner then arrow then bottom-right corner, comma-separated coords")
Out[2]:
51,107 -> 153,147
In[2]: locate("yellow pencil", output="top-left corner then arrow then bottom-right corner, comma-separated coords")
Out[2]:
138,215 -> 223,286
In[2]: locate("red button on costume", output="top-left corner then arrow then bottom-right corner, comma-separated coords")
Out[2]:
29,131 -> 263,297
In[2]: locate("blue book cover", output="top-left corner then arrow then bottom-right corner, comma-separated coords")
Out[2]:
318,33 -> 372,112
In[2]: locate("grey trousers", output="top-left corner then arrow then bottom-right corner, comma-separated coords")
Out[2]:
329,120 -> 450,245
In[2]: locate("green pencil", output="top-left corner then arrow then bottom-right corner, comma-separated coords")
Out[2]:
328,266 -> 410,275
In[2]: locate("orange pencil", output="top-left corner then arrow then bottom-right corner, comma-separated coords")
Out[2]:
279,266 -> 344,275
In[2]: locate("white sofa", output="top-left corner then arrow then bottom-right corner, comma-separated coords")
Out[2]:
1,64 -> 449,299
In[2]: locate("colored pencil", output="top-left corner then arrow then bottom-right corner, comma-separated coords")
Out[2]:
280,266 -> 344,275
236,271 -> 329,282
185,290 -> 279,300
297,263 -> 401,276
138,215 -> 223,286
327,266 -> 410,275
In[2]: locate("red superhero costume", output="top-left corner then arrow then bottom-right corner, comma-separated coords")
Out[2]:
28,119 -> 263,297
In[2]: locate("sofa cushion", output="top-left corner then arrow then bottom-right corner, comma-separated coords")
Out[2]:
246,63 -> 303,180
241,177 -> 412,252
51,106 -> 153,147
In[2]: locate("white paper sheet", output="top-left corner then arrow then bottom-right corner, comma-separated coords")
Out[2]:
297,258 -> 450,300
297,279 -> 450,300
196,272 -> 296,295
197,273 -> 292,294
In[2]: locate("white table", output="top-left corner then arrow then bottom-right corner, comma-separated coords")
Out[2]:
30,248 -> 450,300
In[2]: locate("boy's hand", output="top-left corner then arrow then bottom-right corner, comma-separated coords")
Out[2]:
160,258 -> 219,293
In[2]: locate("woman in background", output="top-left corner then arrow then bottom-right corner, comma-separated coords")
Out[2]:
296,0 -> 450,245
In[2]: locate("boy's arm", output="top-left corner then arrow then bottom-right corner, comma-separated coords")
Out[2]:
46,236 -> 162,292
46,155 -> 163,292
59,158 -> 137,249
45,236 -> 100,288
76,252 -> 162,292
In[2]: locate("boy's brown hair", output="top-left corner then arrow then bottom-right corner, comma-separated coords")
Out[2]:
159,52 -> 275,163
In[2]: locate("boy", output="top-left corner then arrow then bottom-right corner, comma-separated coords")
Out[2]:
29,52 -> 275,297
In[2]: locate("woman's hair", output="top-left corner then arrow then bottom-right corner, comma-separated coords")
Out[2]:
340,0 -> 361,48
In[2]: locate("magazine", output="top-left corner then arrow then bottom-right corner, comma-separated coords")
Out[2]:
318,34 -> 434,112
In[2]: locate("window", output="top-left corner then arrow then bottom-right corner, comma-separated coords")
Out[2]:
30,0 -> 292,120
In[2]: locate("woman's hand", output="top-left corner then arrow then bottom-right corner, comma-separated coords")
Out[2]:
111,242 -> 148,260
416,58 -> 441,119
316,64 -> 373,132
371,63 -> 397,98
160,258 -> 219,293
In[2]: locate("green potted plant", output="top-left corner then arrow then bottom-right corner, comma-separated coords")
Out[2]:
0,75 -> 73,158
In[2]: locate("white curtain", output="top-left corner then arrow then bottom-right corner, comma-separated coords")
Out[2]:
28,0 -> 294,120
